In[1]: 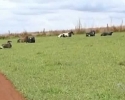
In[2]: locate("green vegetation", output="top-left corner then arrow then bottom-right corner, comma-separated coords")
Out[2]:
0,32 -> 125,100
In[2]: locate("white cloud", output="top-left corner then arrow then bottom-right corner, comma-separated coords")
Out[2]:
0,0 -> 125,34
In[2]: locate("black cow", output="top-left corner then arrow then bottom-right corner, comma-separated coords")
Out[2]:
86,30 -> 95,37
27,36 -> 35,43
101,32 -> 113,36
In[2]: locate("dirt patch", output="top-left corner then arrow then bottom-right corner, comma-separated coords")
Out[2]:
0,72 -> 26,100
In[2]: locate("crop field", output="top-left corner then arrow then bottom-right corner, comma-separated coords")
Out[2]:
0,32 -> 125,100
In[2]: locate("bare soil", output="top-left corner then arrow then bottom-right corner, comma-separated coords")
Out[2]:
0,72 -> 26,100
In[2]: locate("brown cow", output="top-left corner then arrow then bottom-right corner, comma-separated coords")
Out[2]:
17,36 -> 35,43
17,36 -> 29,43
0,41 -> 12,49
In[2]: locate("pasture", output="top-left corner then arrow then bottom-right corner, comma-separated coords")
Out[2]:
0,32 -> 125,100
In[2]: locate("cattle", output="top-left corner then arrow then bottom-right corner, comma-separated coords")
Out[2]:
17,36 -> 29,43
86,30 -> 95,37
27,36 -> 35,43
17,36 -> 35,43
17,38 -> 25,43
58,31 -> 74,38
0,41 -> 12,49
101,32 -> 113,36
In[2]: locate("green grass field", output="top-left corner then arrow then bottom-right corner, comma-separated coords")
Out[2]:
0,32 -> 125,100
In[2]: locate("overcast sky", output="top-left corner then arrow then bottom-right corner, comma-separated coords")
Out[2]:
0,0 -> 125,34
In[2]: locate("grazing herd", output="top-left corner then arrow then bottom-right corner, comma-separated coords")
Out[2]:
85,31 -> 113,37
0,35 -> 35,49
57,30 -> 113,38
0,31 -> 113,49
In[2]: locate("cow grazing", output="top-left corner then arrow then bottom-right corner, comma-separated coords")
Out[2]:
86,30 -> 95,37
58,31 -> 74,38
101,32 -> 113,36
0,41 -> 12,49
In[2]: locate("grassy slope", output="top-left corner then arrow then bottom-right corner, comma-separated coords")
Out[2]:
0,32 -> 125,100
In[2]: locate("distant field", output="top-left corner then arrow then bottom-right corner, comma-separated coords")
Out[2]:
0,32 -> 125,100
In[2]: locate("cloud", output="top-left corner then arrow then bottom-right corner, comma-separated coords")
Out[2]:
0,0 -> 125,33
59,0 -> 125,13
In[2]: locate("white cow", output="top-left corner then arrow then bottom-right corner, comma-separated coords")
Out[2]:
58,31 -> 74,38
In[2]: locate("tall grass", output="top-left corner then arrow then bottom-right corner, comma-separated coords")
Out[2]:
0,32 -> 125,100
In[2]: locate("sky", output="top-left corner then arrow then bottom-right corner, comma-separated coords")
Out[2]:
0,0 -> 125,34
